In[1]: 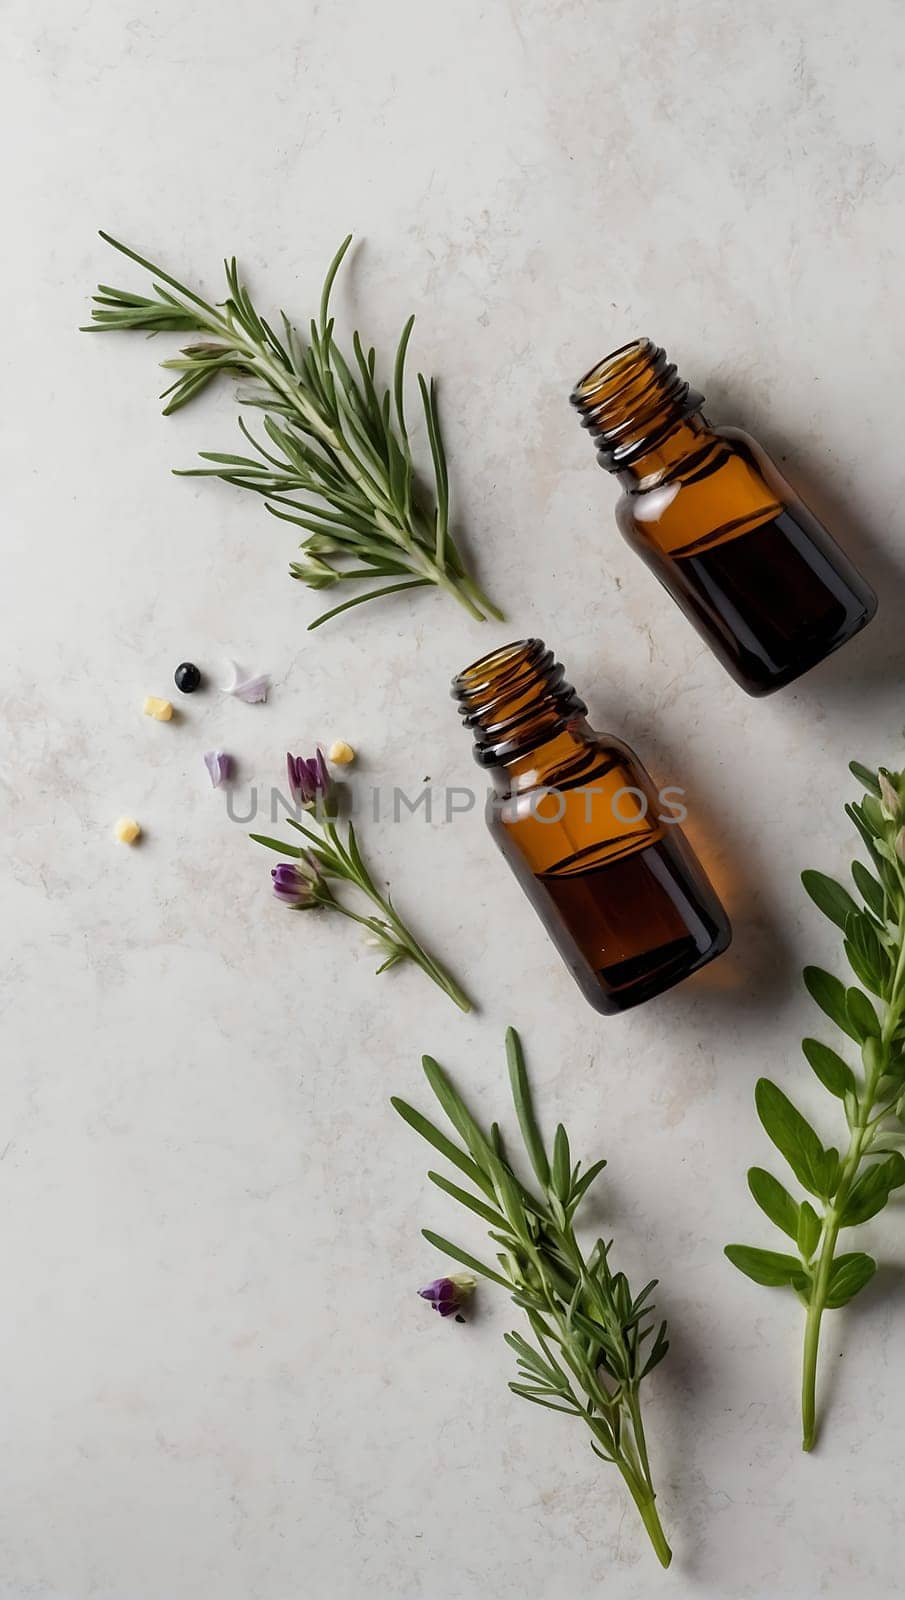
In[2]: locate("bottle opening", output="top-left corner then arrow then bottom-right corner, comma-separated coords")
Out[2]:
571,338 -> 704,472
452,638 -> 587,767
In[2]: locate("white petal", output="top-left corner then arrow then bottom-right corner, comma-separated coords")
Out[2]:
221,659 -> 271,703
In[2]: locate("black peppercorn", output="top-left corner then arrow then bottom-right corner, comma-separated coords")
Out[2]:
174,662 -> 202,694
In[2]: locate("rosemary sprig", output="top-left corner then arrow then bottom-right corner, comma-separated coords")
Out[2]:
726,759 -> 905,1450
394,1029 -> 672,1567
81,232 -> 503,630
251,812 -> 472,1014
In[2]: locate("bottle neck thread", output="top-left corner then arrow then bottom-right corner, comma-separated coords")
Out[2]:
452,639 -> 587,769
571,338 -> 704,473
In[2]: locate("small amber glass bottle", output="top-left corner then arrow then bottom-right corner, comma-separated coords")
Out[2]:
571,341 -> 877,695
452,638 -> 731,1014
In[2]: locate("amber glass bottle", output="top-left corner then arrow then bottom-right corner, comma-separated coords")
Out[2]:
571,341 -> 877,695
452,638 -> 731,1014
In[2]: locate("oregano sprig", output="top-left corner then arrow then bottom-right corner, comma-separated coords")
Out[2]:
393,1028 -> 672,1567
726,759 -> 905,1450
81,232 -> 503,629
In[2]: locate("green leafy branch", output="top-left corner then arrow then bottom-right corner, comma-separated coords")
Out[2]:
393,1028 -> 672,1567
726,760 -> 905,1450
81,232 -> 503,629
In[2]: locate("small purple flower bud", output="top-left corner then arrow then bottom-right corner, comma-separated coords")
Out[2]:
271,853 -> 324,909
286,748 -> 335,814
418,1273 -> 476,1319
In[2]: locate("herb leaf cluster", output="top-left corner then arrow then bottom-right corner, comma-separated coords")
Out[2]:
726,761 -> 905,1449
394,1028 -> 672,1567
82,233 -> 503,629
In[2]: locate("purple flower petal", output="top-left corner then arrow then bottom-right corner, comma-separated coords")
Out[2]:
203,750 -> 233,788
417,1274 -> 475,1317
286,747 -> 335,811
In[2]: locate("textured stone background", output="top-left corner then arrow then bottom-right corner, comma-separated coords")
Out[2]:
4,2 -> 905,1594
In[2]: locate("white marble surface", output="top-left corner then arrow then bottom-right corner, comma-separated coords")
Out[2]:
4,1 -> 905,1594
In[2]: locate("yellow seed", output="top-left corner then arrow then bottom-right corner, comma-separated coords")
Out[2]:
114,817 -> 141,844
143,695 -> 174,721
328,740 -> 356,765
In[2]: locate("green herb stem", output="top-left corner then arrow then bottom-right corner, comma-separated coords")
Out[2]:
255,810 -> 472,1012
802,911 -> 905,1449
395,1030 -> 672,1566
727,760 -> 905,1454
82,232 -> 503,628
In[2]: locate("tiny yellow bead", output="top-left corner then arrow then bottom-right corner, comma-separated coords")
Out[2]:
328,740 -> 356,765
114,817 -> 141,844
143,696 -> 174,721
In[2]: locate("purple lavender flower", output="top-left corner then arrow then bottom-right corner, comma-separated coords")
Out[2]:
271,854 -> 325,909
203,750 -> 233,788
287,749 -> 335,814
418,1273 -> 476,1319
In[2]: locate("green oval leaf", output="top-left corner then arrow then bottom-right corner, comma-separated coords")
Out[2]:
797,1200 -> 822,1259
841,1153 -> 905,1227
825,1251 -> 876,1308
849,761 -> 881,796
846,987 -> 881,1040
801,1038 -> 856,1099
724,1244 -> 807,1288
803,967 -> 861,1042
747,1167 -> 799,1240
755,1079 -> 836,1199
801,870 -> 860,931
851,859 -> 886,921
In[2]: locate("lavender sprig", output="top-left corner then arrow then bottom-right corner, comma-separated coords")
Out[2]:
393,1029 -> 672,1567
251,755 -> 471,1012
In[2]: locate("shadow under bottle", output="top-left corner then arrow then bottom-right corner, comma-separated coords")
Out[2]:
452,639 -> 731,1015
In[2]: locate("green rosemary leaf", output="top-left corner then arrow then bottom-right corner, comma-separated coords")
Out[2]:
421,1055 -> 496,1169
570,1158 -> 608,1209
393,314 -> 415,442
391,1098 -> 496,1200
508,1385 -> 580,1414
801,870 -> 860,931
724,1244 -> 807,1288
852,859 -> 887,921
551,1125 -> 572,1204
640,1323 -> 670,1378
824,1252 -> 876,1308
421,1229 -> 510,1288
755,1079 -> 837,1199
505,1026 -> 550,1188
747,1166 -> 800,1240
247,832 -> 304,858
849,760 -> 881,796
803,965 -> 862,1042
305,579 -> 432,630
400,1030 -> 673,1568
82,233 -> 503,628
427,1170 -> 510,1231
801,1038 -> 856,1100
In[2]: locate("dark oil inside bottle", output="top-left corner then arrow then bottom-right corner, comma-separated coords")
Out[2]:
668,507 -> 876,695
534,833 -> 727,1014
453,639 -> 731,1017
572,342 -> 878,696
